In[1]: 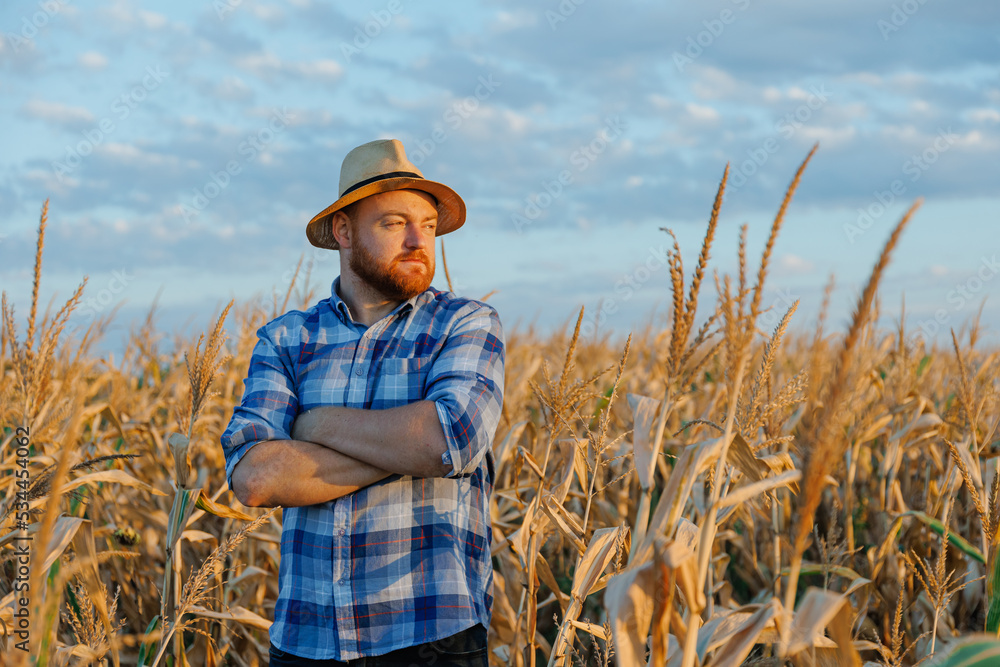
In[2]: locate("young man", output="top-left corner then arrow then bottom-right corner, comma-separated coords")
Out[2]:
221,139 -> 505,666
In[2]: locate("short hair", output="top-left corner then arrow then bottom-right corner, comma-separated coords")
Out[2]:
340,199 -> 361,222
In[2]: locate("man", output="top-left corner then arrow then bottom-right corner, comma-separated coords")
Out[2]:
221,139 -> 505,666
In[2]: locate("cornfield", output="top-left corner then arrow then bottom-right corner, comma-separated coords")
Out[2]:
4,147 -> 1000,666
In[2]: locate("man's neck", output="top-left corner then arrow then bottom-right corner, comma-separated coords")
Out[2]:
337,270 -> 403,328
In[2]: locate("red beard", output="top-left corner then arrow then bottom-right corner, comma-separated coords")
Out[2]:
349,240 -> 435,301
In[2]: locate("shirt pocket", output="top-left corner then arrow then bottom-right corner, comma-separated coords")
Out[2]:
371,355 -> 436,407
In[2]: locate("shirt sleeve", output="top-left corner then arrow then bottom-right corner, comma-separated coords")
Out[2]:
424,302 -> 505,478
220,323 -> 299,490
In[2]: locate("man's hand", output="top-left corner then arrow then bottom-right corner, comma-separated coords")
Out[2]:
289,401 -> 453,478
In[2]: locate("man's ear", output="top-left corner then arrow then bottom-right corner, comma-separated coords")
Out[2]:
331,210 -> 352,249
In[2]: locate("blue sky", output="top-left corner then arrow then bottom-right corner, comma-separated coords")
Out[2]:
2,0 -> 999,353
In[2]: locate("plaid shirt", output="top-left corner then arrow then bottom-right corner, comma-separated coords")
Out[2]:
221,277 -> 505,660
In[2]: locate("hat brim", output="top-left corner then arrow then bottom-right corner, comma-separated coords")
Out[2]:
306,177 -> 466,250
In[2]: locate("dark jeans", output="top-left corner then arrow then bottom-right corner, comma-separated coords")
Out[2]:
268,623 -> 488,666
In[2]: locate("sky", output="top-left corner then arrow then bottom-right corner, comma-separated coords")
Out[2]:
2,0 -> 999,356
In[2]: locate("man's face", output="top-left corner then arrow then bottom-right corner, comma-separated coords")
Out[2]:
342,189 -> 438,300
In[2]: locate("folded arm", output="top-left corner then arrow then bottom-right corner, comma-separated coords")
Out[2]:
291,400 -> 452,478
222,322 -> 394,508
231,439 -> 393,508
291,303 -> 505,479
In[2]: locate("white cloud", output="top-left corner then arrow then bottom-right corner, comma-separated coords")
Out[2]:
762,86 -> 782,102
685,103 -> 719,122
138,10 -> 168,29
78,52 -> 108,69
235,51 -> 343,83
689,65 -> 739,100
491,9 -> 538,31
967,108 -> 1000,123
249,4 -> 286,24
297,59 -> 343,82
99,143 -> 183,169
212,76 -> 254,102
649,94 -> 673,111
22,167 -> 78,194
102,3 -> 171,31
786,86 -> 813,101
22,99 -> 95,128
798,125 -> 857,147
890,71 -> 925,88
844,72 -> 882,86
778,254 -> 813,274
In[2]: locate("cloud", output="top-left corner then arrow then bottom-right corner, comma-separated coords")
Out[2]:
967,108 -> 1000,124
101,3 -> 170,32
78,51 -> 108,69
685,103 -> 720,122
21,99 -> 96,132
234,51 -> 343,84
197,75 -> 256,103
3,0 -> 1000,345
778,254 -> 815,274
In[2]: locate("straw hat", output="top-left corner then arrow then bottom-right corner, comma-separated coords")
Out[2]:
306,139 -> 466,250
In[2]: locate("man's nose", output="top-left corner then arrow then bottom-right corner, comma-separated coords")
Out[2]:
404,223 -> 428,249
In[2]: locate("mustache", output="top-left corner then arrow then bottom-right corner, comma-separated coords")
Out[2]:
396,251 -> 430,264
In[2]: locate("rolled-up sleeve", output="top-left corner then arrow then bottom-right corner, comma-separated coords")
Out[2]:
221,324 -> 299,490
425,303 -> 505,478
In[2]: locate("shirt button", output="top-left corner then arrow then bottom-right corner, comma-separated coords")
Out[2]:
355,368 -> 362,376
339,578 -> 347,586
338,528 -> 346,536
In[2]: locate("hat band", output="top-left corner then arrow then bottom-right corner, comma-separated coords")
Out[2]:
340,171 -> 423,197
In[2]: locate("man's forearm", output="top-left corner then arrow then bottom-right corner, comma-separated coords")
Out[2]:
231,438 -> 393,507
292,400 -> 452,478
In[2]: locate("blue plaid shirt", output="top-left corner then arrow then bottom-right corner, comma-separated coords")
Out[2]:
221,277 -> 505,660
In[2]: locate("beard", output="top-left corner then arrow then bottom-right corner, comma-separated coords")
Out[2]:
349,237 -> 435,301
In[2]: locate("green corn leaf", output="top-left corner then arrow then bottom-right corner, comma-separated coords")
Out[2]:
904,510 -> 985,564
925,636 -> 1000,665
987,553 -> 1000,635
917,354 -> 932,377
137,615 -> 161,666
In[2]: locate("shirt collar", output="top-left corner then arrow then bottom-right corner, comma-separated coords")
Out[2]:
329,275 -> 423,326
